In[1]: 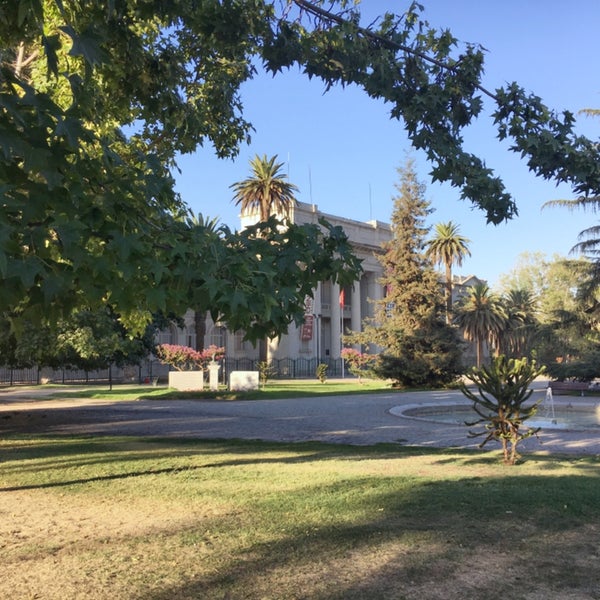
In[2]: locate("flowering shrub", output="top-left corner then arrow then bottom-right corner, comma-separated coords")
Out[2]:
155,344 -> 224,371
341,347 -> 376,382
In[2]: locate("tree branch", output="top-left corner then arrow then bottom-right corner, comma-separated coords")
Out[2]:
292,0 -> 497,101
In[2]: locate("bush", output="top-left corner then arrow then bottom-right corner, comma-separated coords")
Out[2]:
156,344 -> 224,371
544,352 -> 600,382
316,363 -> 328,383
257,361 -> 275,389
373,325 -> 464,388
460,355 -> 545,465
341,348 -> 376,383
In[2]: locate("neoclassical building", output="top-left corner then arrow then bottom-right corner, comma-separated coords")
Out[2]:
156,201 -> 391,366
241,201 -> 392,363
157,201 -> 486,369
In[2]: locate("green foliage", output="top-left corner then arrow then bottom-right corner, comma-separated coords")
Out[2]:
426,221 -> 471,324
544,353 -> 600,382
257,361 -> 275,389
350,159 -> 463,387
375,320 -> 465,387
454,283 -> 506,367
55,308 -> 156,370
231,154 -> 299,222
0,308 -> 157,370
340,347 -> 376,382
5,1 -> 600,339
460,355 -> 546,465
316,363 -> 328,383
0,2 -> 360,340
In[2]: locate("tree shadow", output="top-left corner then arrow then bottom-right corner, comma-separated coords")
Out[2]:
132,471 -> 600,600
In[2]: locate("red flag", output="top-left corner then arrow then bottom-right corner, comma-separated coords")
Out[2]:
339,289 -> 345,308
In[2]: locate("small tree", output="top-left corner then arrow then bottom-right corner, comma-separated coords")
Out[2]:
341,348 -> 376,383
460,356 -> 545,465
257,361 -> 275,389
316,363 -> 328,383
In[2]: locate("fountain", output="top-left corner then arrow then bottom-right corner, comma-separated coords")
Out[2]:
392,387 -> 600,430
540,386 -> 557,424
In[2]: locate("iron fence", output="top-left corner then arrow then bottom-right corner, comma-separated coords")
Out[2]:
0,357 -> 349,386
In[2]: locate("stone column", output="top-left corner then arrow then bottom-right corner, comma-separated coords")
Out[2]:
351,278 -> 361,334
331,281 -> 341,359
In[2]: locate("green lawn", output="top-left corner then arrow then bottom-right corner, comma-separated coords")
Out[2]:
47,378 -> 396,401
2,435 -> 600,599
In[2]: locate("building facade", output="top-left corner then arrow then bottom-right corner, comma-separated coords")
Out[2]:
157,201 -> 392,365
157,202 -> 487,369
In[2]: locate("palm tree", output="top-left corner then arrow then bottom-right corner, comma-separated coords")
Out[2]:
454,283 -> 506,367
231,155 -> 299,362
426,221 -> 471,323
231,154 -> 299,223
498,288 -> 539,358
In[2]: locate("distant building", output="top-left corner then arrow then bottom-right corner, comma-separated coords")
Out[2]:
157,201 -> 392,366
156,202 -> 487,370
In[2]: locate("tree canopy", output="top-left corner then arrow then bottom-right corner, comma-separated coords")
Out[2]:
3,0 -> 600,338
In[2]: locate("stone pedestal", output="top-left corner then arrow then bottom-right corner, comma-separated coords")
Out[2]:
208,362 -> 220,391
229,371 -> 259,391
168,370 -> 204,391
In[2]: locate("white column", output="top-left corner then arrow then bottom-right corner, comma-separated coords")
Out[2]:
351,278 -> 361,333
314,283 -> 322,360
371,272 -> 384,302
331,281 -> 341,358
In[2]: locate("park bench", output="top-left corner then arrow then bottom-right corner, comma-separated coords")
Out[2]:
548,380 -> 590,396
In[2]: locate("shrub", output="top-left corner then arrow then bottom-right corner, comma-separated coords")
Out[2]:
340,348 -> 376,383
156,344 -> 224,371
316,363 -> 328,383
460,355 -> 545,465
257,361 -> 275,389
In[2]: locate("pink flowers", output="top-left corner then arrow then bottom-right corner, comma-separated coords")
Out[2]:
341,347 -> 376,382
155,344 -> 225,371
340,347 -> 373,368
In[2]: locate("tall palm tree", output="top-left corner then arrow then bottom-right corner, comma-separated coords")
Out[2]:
426,221 -> 471,323
454,283 -> 506,367
231,154 -> 299,223
230,154 -> 299,362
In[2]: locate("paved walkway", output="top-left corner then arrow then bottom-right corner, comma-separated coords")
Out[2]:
1,385 -> 599,456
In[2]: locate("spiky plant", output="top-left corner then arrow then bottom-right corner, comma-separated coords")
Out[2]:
460,355 -> 545,464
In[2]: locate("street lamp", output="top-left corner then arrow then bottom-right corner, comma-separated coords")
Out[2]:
312,313 -> 321,362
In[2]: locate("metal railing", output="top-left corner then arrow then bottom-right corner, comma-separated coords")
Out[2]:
0,357 -> 349,386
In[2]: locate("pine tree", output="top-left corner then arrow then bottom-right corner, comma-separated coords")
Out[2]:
351,159 -> 464,387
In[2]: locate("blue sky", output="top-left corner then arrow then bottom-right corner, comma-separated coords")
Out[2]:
174,0 -> 600,287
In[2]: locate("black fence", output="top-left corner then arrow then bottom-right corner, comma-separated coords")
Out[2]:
0,357 -> 350,386
223,357 -> 347,379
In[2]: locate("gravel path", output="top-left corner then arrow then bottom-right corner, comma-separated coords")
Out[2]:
1,386 -> 599,456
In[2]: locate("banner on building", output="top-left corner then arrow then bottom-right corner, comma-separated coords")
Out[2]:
301,296 -> 314,341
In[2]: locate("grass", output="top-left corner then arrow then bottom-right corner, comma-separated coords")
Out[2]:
46,378 -> 396,401
2,435 -> 600,599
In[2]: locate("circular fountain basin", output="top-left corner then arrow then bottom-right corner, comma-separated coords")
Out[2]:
390,400 -> 600,430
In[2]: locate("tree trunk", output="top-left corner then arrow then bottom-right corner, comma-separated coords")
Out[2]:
258,338 -> 268,363
445,263 -> 452,324
194,310 -> 206,351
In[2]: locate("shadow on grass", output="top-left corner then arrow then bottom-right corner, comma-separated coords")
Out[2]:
133,467 -> 600,600
3,435 -> 600,598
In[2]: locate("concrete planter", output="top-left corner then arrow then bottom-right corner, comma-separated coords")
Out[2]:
168,370 -> 204,391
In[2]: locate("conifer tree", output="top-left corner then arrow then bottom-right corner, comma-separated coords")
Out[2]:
350,159 -> 464,387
